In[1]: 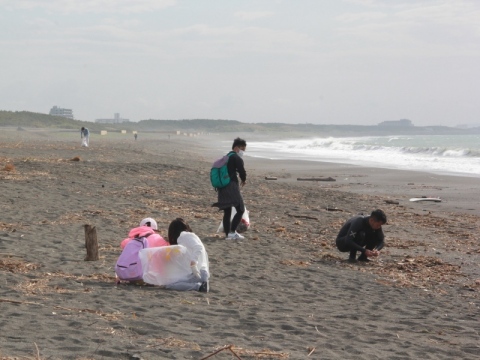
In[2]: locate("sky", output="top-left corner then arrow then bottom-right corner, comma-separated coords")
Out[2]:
1,0 -> 479,126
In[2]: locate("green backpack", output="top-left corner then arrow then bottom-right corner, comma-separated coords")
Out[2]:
210,152 -> 235,189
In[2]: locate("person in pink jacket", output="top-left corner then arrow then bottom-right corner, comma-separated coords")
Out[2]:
120,217 -> 169,249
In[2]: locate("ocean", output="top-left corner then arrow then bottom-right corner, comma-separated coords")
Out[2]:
246,134 -> 480,177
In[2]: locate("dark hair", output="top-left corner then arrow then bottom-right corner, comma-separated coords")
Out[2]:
81,127 -> 85,131
232,137 -> 247,150
167,218 -> 192,245
370,209 -> 387,224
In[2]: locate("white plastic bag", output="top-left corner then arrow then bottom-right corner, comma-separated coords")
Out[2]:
216,206 -> 250,233
139,245 -> 192,286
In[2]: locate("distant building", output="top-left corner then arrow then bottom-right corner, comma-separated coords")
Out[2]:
49,105 -> 74,119
378,119 -> 413,127
95,113 -> 130,124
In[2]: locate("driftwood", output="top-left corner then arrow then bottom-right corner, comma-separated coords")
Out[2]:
297,177 -> 336,182
200,344 -> 287,359
286,212 -> 319,220
0,298 -> 43,306
200,345 -> 242,360
325,207 -> 344,212
84,224 -> 99,261
265,176 -> 278,180
385,200 -> 400,205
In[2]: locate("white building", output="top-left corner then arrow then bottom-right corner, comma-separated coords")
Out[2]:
49,106 -> 74,119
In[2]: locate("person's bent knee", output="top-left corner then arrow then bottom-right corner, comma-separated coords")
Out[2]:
336,237 -> 349,252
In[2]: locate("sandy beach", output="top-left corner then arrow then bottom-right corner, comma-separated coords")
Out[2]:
1,129 -> 479,360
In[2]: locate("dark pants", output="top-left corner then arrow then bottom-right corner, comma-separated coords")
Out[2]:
336,235 -> 381,260
223,203 -> 245,236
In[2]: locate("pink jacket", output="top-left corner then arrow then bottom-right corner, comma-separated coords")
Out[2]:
120,226 -> 169,249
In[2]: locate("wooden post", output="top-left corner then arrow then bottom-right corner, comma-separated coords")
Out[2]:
84,224 -> 99,261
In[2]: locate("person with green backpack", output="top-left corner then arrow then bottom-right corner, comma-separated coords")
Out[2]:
211,137 -> 247,240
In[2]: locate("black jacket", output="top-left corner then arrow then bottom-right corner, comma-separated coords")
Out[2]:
336,215 -> 384,254
226,151 -> 246,183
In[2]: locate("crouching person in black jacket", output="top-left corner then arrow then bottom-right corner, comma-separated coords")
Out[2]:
336,209 -> 387,263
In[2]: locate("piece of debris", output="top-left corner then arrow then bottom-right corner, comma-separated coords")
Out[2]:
2,163 -> 15,172
409,197 -> 441,202
265,176 -> 277,180
325,207 -> 344,212
286,212 -> 319,220
297,177 -> 336,182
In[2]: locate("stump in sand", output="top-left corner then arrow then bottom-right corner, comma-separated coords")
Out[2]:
84,224 -> 99,261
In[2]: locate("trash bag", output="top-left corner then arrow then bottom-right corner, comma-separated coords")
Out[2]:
216,206 -> 250,233
139,245 -> 192,286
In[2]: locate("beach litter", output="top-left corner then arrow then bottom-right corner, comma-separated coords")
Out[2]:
2,163 -> 15,172
217,207 -> 250,233
297,177 -> 336,182
409,196 -> 442,202
199,344 -> 289,359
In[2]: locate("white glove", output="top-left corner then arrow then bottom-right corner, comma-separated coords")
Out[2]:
191,263 -> 201,279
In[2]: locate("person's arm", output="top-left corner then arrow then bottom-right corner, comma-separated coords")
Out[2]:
374,229 -> 385,251
179,232 -> 205,279
234,155 -> 247,184
187,236 -> 209,277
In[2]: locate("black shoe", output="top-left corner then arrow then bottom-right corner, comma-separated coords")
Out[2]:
198,281 -> 209,293
348,258 -> 358,263
357,255 -> 370,262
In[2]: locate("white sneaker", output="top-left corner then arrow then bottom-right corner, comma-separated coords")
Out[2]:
226,231 -> 245,240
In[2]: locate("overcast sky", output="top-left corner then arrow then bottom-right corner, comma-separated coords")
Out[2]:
1,0 -> 479,126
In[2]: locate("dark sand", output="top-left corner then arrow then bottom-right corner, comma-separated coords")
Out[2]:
0,129 -> 479,359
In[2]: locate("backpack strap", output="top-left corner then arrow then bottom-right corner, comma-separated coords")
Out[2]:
135,232 -> 154,239
133,235 -> 151,248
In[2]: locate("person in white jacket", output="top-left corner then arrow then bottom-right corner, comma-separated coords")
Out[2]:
80,127 -> 90,147
166,218 -> 210,292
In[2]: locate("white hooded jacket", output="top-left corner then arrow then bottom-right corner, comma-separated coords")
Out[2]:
177,231 -> 209,277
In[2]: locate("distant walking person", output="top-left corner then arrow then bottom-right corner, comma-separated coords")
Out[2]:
336,209 -> 387,263
134,133 -> 138,141
212,137 -> 247,240
81,127 -> 90,147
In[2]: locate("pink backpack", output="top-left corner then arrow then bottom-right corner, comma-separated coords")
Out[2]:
115,237 -> 148,281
